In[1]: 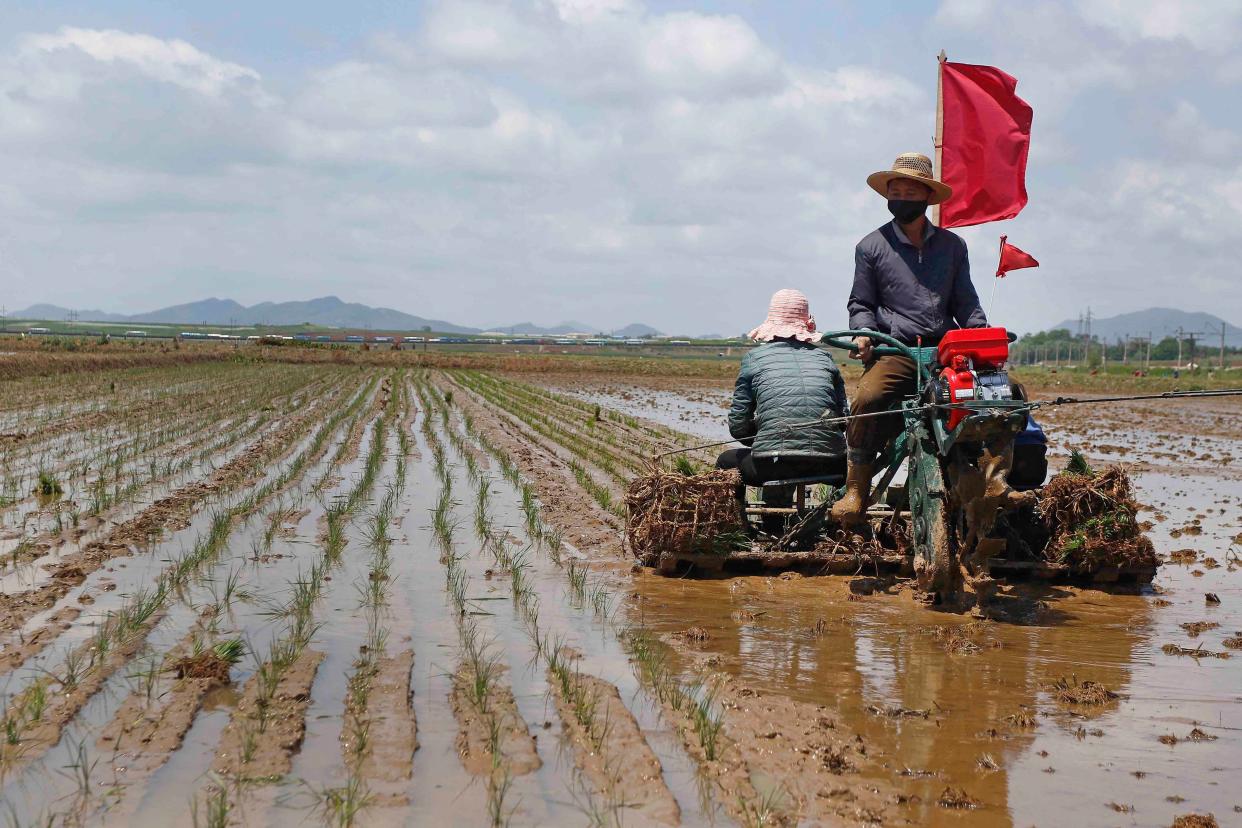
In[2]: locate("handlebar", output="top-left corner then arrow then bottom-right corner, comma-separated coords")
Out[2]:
816,329 -> 935,384
817,330 -> 918,360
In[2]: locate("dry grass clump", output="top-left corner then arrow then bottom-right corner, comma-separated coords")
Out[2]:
1004,708 -> 1038,728
867,704 -> 930,720
1179,621 -> 1220,637
921,623 -> 1002,655
624,467 -> 747,564
1161,643 -> 1231,659
1037,457 -> 1157,572
171,652 -> 233,683
1048,675 -> 1119,706
1171,814 -> 1218,828
1222,635 -> 1242,650
937,787 -> 980,809
170,640 -> 245,684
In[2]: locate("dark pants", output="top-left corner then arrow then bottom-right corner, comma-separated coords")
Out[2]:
716,449 -> 843,486
845,355 -> 918,464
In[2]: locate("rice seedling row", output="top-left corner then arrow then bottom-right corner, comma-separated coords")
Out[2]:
0,371 -> 345,581
0,371 -> 382,825
2,360 -> 870,826
0,374 -> 364,652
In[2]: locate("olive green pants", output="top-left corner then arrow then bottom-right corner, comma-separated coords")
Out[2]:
845,355 -> 918,464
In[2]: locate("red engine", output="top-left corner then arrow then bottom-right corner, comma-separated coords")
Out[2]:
936,327 -> 1014,429
937,326 -> 1010,369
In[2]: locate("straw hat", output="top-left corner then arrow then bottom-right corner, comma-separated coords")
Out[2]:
748,288 -> 821,343
866,152 -> 952,205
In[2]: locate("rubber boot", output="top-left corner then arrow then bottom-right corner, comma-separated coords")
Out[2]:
830,461 -> 873,527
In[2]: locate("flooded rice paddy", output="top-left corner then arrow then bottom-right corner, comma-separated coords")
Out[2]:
552,376 -> 1242,827
0,359 -> 1237,827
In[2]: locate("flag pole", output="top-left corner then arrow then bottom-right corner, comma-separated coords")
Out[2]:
989,234 -> 1005,319
932,50 -> 946,226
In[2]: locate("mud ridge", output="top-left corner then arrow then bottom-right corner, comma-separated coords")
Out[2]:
0,610 -> 166,772
0,606 -> 80,678
213,649 -> 325,781
711,676 -> 899,825
343,648 -> 417,804
547,670 -> 680,826
449,664 -> 541,776
446,374 -> 624,553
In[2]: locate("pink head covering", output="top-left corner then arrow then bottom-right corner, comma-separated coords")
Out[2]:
748,288 -> 820,343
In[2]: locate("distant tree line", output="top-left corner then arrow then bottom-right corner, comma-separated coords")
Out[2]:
1012,328 -> 1237,367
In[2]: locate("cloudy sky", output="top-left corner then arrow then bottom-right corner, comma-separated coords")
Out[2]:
2,0 -> 1240,335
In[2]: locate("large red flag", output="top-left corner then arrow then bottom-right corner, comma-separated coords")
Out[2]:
939,61 -> 1032,229
995,235 -> 1038,277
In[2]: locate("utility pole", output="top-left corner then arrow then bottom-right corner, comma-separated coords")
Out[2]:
1122,335 -> 1129,364
1209,322 -> 1227,369
1082,307 -> 1093,366
1145,332 -> 1152,372
1175,326 -> 1206,369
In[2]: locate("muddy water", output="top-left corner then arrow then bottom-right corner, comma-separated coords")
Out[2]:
576,381 -> 1242,826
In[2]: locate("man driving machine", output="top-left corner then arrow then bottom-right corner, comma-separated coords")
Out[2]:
831,152 -> 988,526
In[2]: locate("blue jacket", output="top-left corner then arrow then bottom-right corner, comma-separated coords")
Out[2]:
728,340 -> 849,460
848,220 -> 987,345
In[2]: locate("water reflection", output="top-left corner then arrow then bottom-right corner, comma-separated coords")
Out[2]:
625,572 -> 1153,826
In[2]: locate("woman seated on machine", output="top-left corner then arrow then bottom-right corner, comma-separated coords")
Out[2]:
716,289 -> 849,506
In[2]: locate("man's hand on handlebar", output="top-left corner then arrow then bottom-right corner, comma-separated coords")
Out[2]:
851,336 -> 874,363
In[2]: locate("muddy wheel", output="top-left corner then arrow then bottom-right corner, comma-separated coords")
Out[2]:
908,432 -> 958,600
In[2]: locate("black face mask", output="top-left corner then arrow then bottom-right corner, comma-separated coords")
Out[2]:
887,198 -> 928,224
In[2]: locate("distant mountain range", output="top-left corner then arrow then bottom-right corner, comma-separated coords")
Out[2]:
1050,307 -> 1241,347
9,296 -> 665,337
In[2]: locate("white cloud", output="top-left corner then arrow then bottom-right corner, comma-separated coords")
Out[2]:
933,0 -> 997,28
637,12 -> 783,99
421,0 -> 547,64
293,62 -> 497,129
1077,0 -> 1242,53
19,27 -> 263,98
1,3 -> 1240,334
1161,100 -> 1239,162
545,0 -> 638,24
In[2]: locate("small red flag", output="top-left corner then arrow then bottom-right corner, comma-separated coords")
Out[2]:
996,235 -> 1038,277
940,61 -> 1033,229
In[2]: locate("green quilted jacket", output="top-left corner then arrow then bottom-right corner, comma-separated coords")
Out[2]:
728,340 -> 849,459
